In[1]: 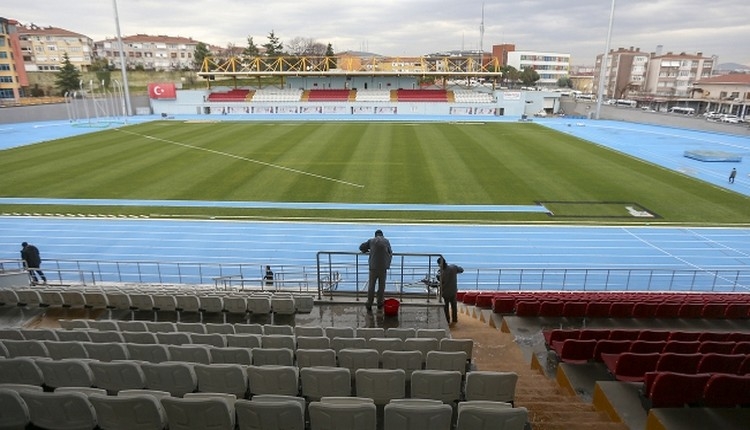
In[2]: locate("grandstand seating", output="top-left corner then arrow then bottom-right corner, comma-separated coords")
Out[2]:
306,89 -> 353,102
395,89 -> 449,102
207,89 -> 252,102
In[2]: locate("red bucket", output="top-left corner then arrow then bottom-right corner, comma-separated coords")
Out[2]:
383,298 -> 400,316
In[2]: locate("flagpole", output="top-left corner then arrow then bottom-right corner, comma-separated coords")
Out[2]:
113,0 -> 132,118
595,0 -> 616,120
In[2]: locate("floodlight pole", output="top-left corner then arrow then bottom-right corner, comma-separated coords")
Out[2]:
113,0 -> 132,120
595,0 -> 616,120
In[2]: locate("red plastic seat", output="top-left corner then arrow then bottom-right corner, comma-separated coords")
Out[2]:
677,302 -> 704,319
655,302 -> 681,318
542,329 -> 579,347
697,353 -> 746,374
667,331 -> 701,342
474,293 -> 495,309
462,292 -> 479,305
739,355 -> 750,375
703,374 -> 750,407
731,342 -> 750,355
562,301 -> 588,318
538,301 -> 565,317
551,339 -> 597,364
608,302 -> 634,318
654,352 -> 702,374
727,332 -> 750,342
608,329 -> 639,341
724,303 -> 750,319
585,302 -> 611,318
698,341 -> 735,354
629,340 -> 667,354
632,302 -> 658,318
593,340 -> 632,362
662,341 -> 701,354
648,372 -> 711,408
637,330 -> 670,342
514,301 -> 540,317
697,332 -> 730,342
602,352 -> 661,382
491,297 -> 516,314
701,303 -> 726,319
578,329 -> 611,341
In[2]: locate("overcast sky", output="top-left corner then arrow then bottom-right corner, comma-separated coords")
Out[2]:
5,0 -> 749,66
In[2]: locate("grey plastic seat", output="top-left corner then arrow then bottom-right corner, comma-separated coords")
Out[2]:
251,347 -> 294,366
383,398 -> 453,430
204,323 -> 235,335
89,391 -> 168,430
325,327 -> 355,339
161,394 -> 235,430
105,293 -> 132,310
156,332 -> 192,345
1,340 -> 49,358
58,319 -> 90,330
127,343 -> 171,363
381,350 -> 424,381
226,334 -> 262,348
331,337 -> 367,353
122,331 -> 159,344
61,291 -> 87,308
464,371 -> 518,405
168,344 -> 211,364
296,336 -> 331,350
0,357 -> 44,385
145,322 -> 177,333
20,328 -> 58,341
403,338 -> 439,363
246,296 -> 272,314
385,328 -> 416,341
194,363 -> 248,398
44,340 -> 89,359
416,328 -> 450,341
355,368 -> 406,405
209,346 -> 253,365
82,342 -> 130,362
222,296 -> 248,314
425,351 -> 468,375
175,295 -> 201,313
308,397 -> 377,430
262,325 -> 294,336
83,291 -> 109,309
235,397 -> 305,430
261,334 -> 295,350
439,338 -> 474,360
87,330 -> 125,343
295,348 -> 337,368
152,294 -> 178,311
55,330 -> 92,342
337,348 -> 380,377
0,387 -> 32,430
300,366 -> 352,401
36,358 -> 94,389
118,320 -> 148,332
141,361 -> 198,397
246,365 -> 299,396
88,320 -> 119,331
455,402 -> 527,430
198,296 -> 224,314
190,333 -> 226,348
89,360 -> 147,394
175,322 -> 206,334
20,389 -> 98,430
410,370 -> 462,404
294,325 -> 325,337
234,324 -> 263,335
356,328 -> 385,340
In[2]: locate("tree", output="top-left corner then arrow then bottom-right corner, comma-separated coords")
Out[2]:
325,43 -> 336,70
55,52 -> 82,96
557,76 -> 573,89
243,36 -> 260,57
500,65 -> 520,88
519,67 -> 540,87
193,42 -> 210,71
263,30 -> 284,56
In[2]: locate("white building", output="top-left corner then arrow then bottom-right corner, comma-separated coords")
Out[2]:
506,51 -> 570,87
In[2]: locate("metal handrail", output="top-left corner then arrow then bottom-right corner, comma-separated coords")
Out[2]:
3,258 -> 747,294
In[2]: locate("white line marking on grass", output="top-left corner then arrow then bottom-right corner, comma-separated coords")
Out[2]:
114,128 -> 365,188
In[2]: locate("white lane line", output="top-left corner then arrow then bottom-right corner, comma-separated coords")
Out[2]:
114,128 -> 365,188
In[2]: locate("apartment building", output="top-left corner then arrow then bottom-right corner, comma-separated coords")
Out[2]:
94,34 -> 201,71
16,24 -> 93,72
691,73 -> 750,118
0,17 -> 27,103
593,47 -> 650,99
506,50 -> 571,87
643,51 -> 715,97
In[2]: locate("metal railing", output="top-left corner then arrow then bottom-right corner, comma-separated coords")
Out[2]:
5,258 -> 748,296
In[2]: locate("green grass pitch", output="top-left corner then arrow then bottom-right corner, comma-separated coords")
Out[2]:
1,121 -> 748,225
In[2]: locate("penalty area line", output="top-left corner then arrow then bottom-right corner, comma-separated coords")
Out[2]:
114,128 -> 364,188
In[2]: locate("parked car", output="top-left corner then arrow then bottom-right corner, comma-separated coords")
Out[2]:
703,111 -> 722,121
720,114 -> 743,124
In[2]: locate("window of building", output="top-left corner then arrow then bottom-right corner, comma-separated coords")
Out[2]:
0,88 -> 15,98
0,64 -> 10,71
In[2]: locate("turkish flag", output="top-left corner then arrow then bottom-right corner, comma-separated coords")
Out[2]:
148,83 -> 177,99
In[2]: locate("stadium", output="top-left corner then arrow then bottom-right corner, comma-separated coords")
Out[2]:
1,62 -> 749,430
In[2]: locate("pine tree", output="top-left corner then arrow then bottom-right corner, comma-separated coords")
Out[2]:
324,43 -> 336,70
263,30 -> 284,56
193,42 -> 210,71
55,52 -> 82,96
243,36 -> 260,57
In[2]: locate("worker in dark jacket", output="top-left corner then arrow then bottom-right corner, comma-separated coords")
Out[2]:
359,229 -> 392,311
21,242 -> 47,285
438,256 -> 463,325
